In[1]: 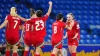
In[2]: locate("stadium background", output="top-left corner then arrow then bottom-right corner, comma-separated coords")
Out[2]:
0,0 -> 100,56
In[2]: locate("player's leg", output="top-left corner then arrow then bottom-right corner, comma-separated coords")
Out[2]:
51,48 -> 59,56
58,49 -> 63,56
5,36 -> 12,56
23,45 -> 29,56
12,45 -> 18,56
34,47 -> 41,56
5,44 -> 10,56
71,39 -> 78,56
71,45 -> 77,56
23,37 -> 31,56
51,41 -> 62,56
68,45 -> 72,54
34,37 -> 44,56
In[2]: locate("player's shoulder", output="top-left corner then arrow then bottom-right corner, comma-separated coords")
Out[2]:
61,21 -> 65,24
53,21 -> 58,25
5,14 -> 12,20
42,14 -> 49,19
43,14 -> 48,17
7,14 -> 11,16
58,21 -> 65,25
6,14 -> 12,17
74,20 -> 79,24
29,18 -> 37,21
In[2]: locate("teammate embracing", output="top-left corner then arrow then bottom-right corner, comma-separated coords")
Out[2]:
22,8 -> 36,56
28,1 -> 52,56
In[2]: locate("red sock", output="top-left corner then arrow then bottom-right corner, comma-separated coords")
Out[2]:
72,53 -> 76,56
23,51 -> 28,56
34,54 -> 40,56
13,53 -> 17,56
51,54 -> 55,56
5,51 -> 10,56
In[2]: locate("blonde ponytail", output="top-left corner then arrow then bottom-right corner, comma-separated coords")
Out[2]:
10,7 -> 17,16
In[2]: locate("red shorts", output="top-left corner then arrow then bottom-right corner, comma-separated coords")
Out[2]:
52,40 -> 62,49
6,36 -> 20,45
32,36 -> 44,48
68,38 -> 79,46
5,30 -> 20,45
24,37 -> 32,47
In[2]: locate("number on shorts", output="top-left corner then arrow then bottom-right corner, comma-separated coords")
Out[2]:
35,20 -> 44,31
14,20 -> 18,29
26,24 -> 30,31
54,26 -> 57,34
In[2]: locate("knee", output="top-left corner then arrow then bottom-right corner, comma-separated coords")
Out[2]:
68,48 -> 72,53
6,45 -> 10,51
35,47 -> 41,54
25,46 -> 29,51
13,45 -> 18,53
71,48 -> 76,53
52,48 -> 59,55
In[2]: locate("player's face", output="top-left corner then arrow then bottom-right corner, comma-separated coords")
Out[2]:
66,14 -> 73,22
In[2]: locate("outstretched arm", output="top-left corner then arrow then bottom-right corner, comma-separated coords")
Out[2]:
46,1 -> 52,16
0,20 -> 8,29
17,15 -> 27,22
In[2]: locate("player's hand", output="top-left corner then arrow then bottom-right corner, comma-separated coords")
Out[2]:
63,36 -> 67,39
65,25 -> 68,28
72,36 -> 77,39
49,1 -> 52,5
15,13 -> 18,17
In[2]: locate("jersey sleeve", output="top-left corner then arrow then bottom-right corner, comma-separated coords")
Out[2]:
27,19 -> 33,23
43,14 -> 49,21
63,23 -> 66,28
75,22 -> 80,33
5,15 -> 10,20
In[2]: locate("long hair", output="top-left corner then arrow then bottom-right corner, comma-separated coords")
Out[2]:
67,13 -> 74,19
30,8 -> 35,17
10,7 -> 17,16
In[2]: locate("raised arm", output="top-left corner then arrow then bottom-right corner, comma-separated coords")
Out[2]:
0,20 -> 8,29
46,1 -> 52,16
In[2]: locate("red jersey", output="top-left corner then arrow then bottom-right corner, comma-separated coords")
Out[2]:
24,21 -> 32,38
52,21 -> 65,41
5,15 -> 21,37
67,21 -> 80,41
29,15 -> 48,37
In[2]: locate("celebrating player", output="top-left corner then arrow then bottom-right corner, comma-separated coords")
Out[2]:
65,13 -> 80,56
22,8 -> 36,56
51,13 -> 66,56
0,7 -> 22,56
28,1 -> 52,56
